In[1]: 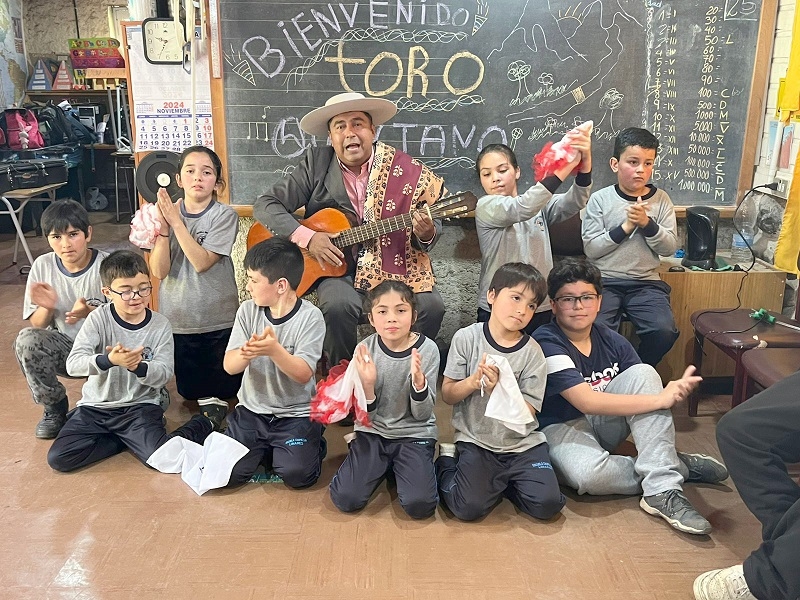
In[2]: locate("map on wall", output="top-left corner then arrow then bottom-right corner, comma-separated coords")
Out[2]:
0,0 -> 27,108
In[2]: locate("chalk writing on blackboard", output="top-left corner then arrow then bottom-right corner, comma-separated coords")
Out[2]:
219,0 -> 763,207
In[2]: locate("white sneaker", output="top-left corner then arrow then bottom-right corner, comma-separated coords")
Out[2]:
438,442 -> 456,458
693,565 -> 757,600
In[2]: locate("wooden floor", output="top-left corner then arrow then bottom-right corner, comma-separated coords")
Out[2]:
0,212 -> 762,599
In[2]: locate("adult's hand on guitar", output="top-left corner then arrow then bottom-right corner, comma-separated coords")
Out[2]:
411,210 -> 435,243
308,231 -> 344,268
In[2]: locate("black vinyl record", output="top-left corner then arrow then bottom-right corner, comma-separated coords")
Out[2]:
135,151 -> 181,203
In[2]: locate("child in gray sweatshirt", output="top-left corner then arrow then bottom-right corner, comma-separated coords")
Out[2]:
581,127 -> 679,367
329,280 -> 440,519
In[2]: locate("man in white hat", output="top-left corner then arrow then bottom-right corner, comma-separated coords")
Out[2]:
254,92 -> 447,365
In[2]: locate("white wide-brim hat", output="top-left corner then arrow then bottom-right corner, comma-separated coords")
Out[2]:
299,92 -> 397,138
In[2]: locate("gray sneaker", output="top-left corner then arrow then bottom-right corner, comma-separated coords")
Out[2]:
35,398 -> 68,439
158,388 -> 171,412
640,489 -> 712,535
198,397 -> 228,432
679,452 -> 729,484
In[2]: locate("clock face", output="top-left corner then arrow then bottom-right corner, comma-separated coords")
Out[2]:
142,18 -> 184,64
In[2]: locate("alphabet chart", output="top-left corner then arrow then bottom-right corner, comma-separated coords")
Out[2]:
125,24 -> 215,153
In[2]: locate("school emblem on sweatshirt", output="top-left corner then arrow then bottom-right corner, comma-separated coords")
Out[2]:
196,230 -> 209,246
141,346 -> 155,361
86,297 -> 106,307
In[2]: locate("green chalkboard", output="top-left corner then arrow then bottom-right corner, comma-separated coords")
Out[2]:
218,0 -> 772,207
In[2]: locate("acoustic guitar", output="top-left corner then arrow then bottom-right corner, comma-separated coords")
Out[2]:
247,191 -> 478,296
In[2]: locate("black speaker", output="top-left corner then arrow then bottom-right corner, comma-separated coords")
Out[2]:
682,206 -> 720,270
135,151 -> 181,203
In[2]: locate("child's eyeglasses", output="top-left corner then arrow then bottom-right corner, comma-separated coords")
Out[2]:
553,293 -> 599,308
108,286 -> 153,301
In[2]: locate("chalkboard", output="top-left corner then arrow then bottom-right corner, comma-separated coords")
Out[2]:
217,0 -> 773,207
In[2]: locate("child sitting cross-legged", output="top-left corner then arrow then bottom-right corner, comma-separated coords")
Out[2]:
47,250 -> 225,473
532,258 -> 729,535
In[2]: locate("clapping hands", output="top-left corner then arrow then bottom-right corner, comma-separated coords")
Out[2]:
107,342 -> 144,370
239,326 -> 280,360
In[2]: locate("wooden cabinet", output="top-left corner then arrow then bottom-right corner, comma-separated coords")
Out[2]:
655,253 -> 787,381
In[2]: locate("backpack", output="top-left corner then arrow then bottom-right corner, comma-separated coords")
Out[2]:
63,110 -> 97,145
0,108 -> 45,150
36,102 -> 78,146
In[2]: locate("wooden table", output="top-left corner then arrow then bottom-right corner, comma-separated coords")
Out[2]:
0,182 -> 66,271
654,252 -> 787,381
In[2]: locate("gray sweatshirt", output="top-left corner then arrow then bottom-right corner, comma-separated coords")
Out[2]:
581,184 -> 678,280
354,332 -> 439,440
67,304 -> 174,409
444,323 -> 547,453
476,173 -> 592,313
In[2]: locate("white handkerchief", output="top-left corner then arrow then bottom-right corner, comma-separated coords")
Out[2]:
147,432 -> 250,496
483,354 -> 535,435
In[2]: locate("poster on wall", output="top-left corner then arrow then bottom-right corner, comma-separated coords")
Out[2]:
125,24 -> 214,153
0,0 -> 28,107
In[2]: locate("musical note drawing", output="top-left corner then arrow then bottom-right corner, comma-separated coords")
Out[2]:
261,106 -> 271,120
245,122 -> 268,141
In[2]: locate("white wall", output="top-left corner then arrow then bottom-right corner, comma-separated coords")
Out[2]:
22,0 -> 128,60
755,1 -> 798,187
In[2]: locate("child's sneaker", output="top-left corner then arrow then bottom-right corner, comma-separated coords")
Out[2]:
693,565 -> 756,599
198,397 -> 228,432
640,489 -> 712,535
158,388 -> 171,412
438,442 -> 457,458
678,452 -> 729,484
35,398 -> 68,439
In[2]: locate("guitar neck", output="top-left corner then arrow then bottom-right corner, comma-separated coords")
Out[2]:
334,212 -> 414,248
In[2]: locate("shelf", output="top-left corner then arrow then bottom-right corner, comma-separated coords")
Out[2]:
26,90 -> 120,97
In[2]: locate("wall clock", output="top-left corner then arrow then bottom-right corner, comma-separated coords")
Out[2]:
142,18 -> 184,65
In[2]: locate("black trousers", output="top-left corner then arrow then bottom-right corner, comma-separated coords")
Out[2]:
224,405 -> 325,489
596,278 -> 679,367
716,373 -> 800,600
435,441 -> 565,521
329,431 -> 438,519
47,404 -> 212,472
173,329 -> 242,401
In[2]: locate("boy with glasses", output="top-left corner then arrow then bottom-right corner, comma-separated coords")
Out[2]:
46,250 -> 226,473
533,258 -> 728,535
